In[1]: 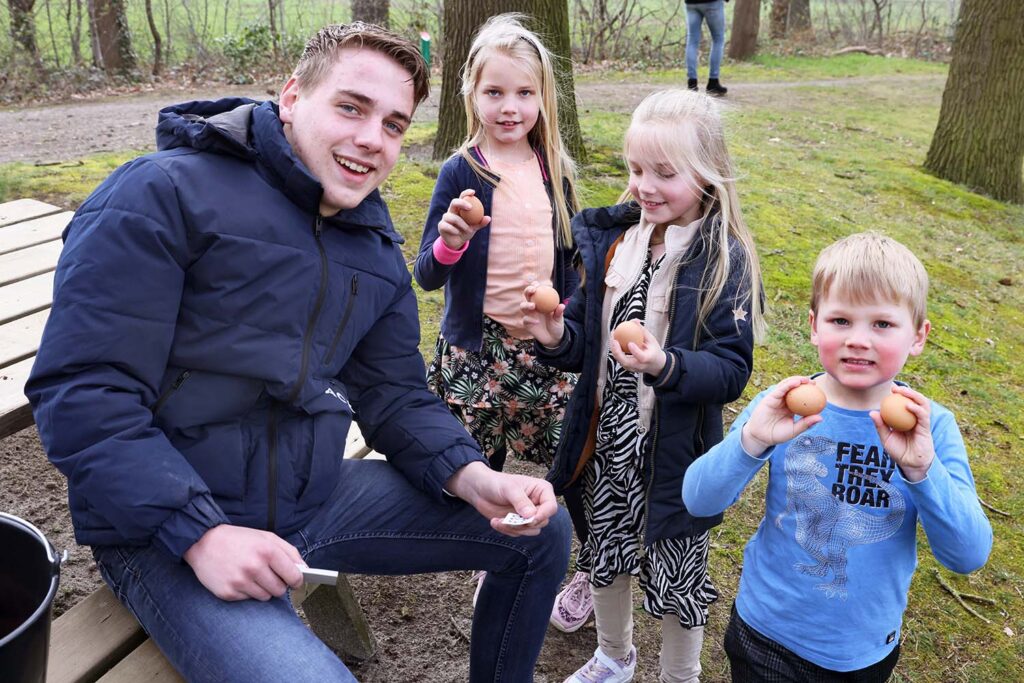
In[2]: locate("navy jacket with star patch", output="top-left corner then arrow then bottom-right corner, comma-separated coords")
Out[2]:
536,202 -> 757,543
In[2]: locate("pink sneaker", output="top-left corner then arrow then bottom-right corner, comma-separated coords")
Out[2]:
563,645 -> 636,683
550,571 -> 594,632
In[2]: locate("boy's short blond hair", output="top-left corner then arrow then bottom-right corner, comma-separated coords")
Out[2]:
811,232 -> 929,328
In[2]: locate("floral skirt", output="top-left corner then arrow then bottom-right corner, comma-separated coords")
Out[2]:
426,315 -> 576,466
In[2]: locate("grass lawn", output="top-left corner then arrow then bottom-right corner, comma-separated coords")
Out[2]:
1,53 -> 1021,681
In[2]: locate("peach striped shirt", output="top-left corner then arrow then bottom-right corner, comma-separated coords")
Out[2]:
483,156 -> 555,339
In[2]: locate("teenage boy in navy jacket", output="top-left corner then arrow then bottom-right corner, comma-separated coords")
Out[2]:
27,22 -> 569,683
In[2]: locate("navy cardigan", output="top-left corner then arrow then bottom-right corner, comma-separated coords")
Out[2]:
413,148 -> 579,351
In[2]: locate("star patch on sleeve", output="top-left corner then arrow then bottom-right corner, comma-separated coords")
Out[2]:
733,307 -> 748,322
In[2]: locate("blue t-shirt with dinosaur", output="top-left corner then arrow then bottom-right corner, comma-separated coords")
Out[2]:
683,386 -> 992,672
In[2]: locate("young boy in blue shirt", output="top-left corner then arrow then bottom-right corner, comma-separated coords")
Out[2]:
683,232 -> 992,681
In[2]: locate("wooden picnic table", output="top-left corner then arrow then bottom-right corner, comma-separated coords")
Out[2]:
0,198 -> 73,440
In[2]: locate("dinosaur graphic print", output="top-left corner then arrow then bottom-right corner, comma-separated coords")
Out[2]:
776,435 -> 905,600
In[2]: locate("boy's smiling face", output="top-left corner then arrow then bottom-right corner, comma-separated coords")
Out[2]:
810,291 -> 930,409
279,47 -> 415,217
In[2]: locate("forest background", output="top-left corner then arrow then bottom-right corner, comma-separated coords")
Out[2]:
1,1 -> 1022,681
2,0 -> 964,103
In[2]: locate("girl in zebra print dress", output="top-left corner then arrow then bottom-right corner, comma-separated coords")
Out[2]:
524,90 -> 765,682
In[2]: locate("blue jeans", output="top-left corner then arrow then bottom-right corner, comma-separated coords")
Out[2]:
686,1 -> 727,80
93,459 -> 571,682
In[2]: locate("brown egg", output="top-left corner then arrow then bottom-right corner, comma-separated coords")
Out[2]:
785,383 -> 827,417
612,320 -> 645,354
880,393 -> 917,432
460,194 -> 485,225
532,286 -> 560,314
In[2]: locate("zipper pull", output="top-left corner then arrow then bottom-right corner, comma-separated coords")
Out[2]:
173,370 -> 191,388
314,215 -> 323,238
351,274 -> 359,294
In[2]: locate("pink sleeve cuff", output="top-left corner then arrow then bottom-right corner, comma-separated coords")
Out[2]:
433,236 -> 470,265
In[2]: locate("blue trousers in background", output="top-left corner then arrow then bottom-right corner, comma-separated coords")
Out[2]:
686,1 -> 727,80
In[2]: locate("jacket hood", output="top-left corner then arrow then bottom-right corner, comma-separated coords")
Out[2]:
156,98 -> 402,242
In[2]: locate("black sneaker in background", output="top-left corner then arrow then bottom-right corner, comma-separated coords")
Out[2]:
706,78 -> 728,97
687,78 -> 698,91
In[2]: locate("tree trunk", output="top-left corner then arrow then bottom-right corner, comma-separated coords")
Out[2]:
267,0 -> 279,55
770,0 -> 790,39
351,0 -> 390,28
924,0 -> 1024,204
789,0 -> 811,33
531,0 -> 585,163
144,0 -> 162,75
433,1 -> 585,163
87,0 -> 137,72
9,0 -> 42,65
728,0 -> 761,60
65,0 -> 83,65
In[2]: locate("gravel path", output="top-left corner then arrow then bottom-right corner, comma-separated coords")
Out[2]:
0,74 -> 944,165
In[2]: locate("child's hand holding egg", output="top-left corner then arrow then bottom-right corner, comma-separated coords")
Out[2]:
610,320 -> 667,377
521,284 -> 565,349
437,191 -> 489,251
612,320 -> 645,354
460,194 -> 485,225
784,383 -> 827,417
880,393 -> 917,432
871,388 -> 932,482
530,286 -> 560,315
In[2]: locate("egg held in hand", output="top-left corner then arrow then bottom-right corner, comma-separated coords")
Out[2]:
460,194 -> 485,225
612,320 -> 645,354
784,383 -> 827,417
880,393 -> 917,432
531,286 -> 560,314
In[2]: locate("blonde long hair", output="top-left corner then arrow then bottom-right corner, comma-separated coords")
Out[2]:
623,89 -> 766,342
457,13 -> 580,246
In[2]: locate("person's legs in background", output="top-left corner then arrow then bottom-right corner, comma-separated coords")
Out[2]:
704,0 -> 729,96
685,5 -> 705,90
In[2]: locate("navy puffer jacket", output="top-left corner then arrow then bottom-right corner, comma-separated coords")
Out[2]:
27,98 -> 485,558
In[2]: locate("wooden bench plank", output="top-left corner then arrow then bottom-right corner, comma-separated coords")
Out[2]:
344,423 -> 373,460
0,309 -> 48,368
0,211 -> 72,256
47,584 -> 147,683
0,357 -> 35,440
0,198 -> 62,227
0,271 -> 54,326
0,239 -> 62,286
96,640 -> 184,683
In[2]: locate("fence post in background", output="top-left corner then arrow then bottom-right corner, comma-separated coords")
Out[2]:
419,30 -> 431,66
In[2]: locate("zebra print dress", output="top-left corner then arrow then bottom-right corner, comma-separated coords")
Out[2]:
576,248 -> 718,629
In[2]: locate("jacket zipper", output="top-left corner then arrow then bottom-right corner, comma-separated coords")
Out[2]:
152,370 -> 191,415
273,215 -> 329,530
266,403 -> 279,531
325,274 -> 359,363
287,215 -> 330,404
644,257 -> 685,544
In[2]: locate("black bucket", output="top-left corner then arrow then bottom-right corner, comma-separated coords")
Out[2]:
0,512 -> 62,683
